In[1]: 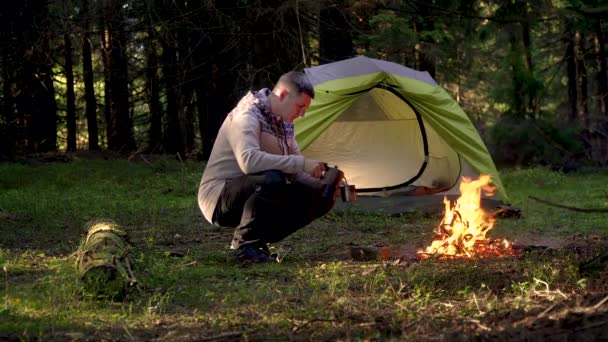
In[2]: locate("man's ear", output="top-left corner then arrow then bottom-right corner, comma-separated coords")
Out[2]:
278,88 -> 289,99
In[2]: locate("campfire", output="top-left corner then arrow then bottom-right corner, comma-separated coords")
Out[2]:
417,175 -> 517,260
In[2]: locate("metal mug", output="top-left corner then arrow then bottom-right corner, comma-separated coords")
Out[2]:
340,184 -> 357,202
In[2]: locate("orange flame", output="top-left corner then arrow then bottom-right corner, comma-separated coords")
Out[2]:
417,175 -> 517,259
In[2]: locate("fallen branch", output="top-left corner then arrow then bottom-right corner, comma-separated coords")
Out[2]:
515,293 -> 608,329
592,294 -> 608,310
529,196 -> 608,213
467,319 -> 491,331
127,146 -> 146,162
535,302 -> 561,320
176,261 -> 197,268
200,331 -> 243,341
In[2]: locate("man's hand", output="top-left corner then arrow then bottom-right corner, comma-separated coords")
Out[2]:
304,159 -> 325,178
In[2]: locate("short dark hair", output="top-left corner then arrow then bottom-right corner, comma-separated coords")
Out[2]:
276,71 -> 315,99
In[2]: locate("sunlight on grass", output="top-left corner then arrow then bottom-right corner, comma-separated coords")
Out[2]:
1,161 -> 607,339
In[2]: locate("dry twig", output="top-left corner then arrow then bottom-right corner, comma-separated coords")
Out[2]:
467,319 -> 491,331
291,319 -> 336,333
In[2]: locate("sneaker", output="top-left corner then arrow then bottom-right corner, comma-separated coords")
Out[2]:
235,246 -> 276,264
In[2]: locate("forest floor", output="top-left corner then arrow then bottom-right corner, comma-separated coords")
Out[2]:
1,156 -> 607,341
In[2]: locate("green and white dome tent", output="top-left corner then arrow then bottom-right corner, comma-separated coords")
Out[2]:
295,56 -> 507,213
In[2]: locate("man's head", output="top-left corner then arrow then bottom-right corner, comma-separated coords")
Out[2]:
269,71 -> 315,123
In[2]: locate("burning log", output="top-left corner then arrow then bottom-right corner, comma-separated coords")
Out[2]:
417,175 -> 518,260
75,220 -> 137,299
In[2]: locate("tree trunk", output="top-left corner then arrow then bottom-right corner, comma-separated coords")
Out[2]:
26,34 -> 58,153
197,61 -> 233,161
109,15 -> 135,151
184,94 -> 196,156
191,9 -> 225,160
191,8 -> 215,161
39,46 -> 59,153
103,0 -> 135,152
575,31 -> 589,129
521,20 -> 538,115
195,86 -> 209,160
65,33 -> 77,152
2,1 -> 59,154
144,27 -> 163,153
161,39 -> 184,156
177,16 -> 194,158
594,20 -> 607,118
101,16 -> 112,149
1,48 -> 15,159
508,25 -> 525,117
81,0 -> 99,151
566,31 -> 578,123
590,19 -> 608,165
196,14 -> 241,160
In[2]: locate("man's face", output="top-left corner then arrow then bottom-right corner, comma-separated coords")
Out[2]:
277,90 -> 312,123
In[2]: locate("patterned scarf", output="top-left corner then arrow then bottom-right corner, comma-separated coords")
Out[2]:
231,88 -> 294,154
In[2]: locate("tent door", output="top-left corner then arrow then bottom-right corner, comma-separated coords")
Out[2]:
346,84 -> 429,193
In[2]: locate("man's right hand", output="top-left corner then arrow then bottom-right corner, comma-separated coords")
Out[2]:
304,159 -> 325,178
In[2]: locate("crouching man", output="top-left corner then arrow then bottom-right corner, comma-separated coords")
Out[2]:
197,71 -> 338,263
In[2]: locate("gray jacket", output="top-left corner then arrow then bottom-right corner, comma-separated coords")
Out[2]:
197,89 -> 320,223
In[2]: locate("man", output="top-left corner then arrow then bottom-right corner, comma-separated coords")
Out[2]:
198,71 -> 339,263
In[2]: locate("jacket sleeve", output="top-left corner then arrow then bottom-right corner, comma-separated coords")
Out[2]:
288,134 -> 324,189
228,112 -> 306,175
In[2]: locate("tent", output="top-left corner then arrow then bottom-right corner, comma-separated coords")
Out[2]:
294,56 -> 506,214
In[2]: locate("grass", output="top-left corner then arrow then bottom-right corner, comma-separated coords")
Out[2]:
1,157 -> 607,340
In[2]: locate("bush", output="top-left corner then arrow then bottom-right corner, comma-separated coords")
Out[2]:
488,116 -> 585,170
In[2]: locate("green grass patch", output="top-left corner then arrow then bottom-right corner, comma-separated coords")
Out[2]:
1,160 -> 607,340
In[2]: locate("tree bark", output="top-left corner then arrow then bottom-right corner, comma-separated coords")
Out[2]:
575,31 -> 589,129
176,10 -> 194,157
565,30 -> 578,123
110,14 -> 135,151
39,37 -> 59,153
81,0 -> 99,151
521,20 -> 539,115
24,33 -> 58,153
144,27 -> 163,153
191,8 -> 215,161
184,94 -> 196,156
594,20 -> 607,118
196,1 -> 250,160
1,48 -> 15,159
508,25 -> 525,116
101,15 -> 112,149
103,0 -> 135,152
591,19 -> 608,165
161,39 -> 184,156
65,33 -> 77,152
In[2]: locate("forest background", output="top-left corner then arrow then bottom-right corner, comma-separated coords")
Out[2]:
0,0 -> 607,169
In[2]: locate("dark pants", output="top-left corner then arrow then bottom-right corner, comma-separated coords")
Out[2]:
212,170 -> 336,249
